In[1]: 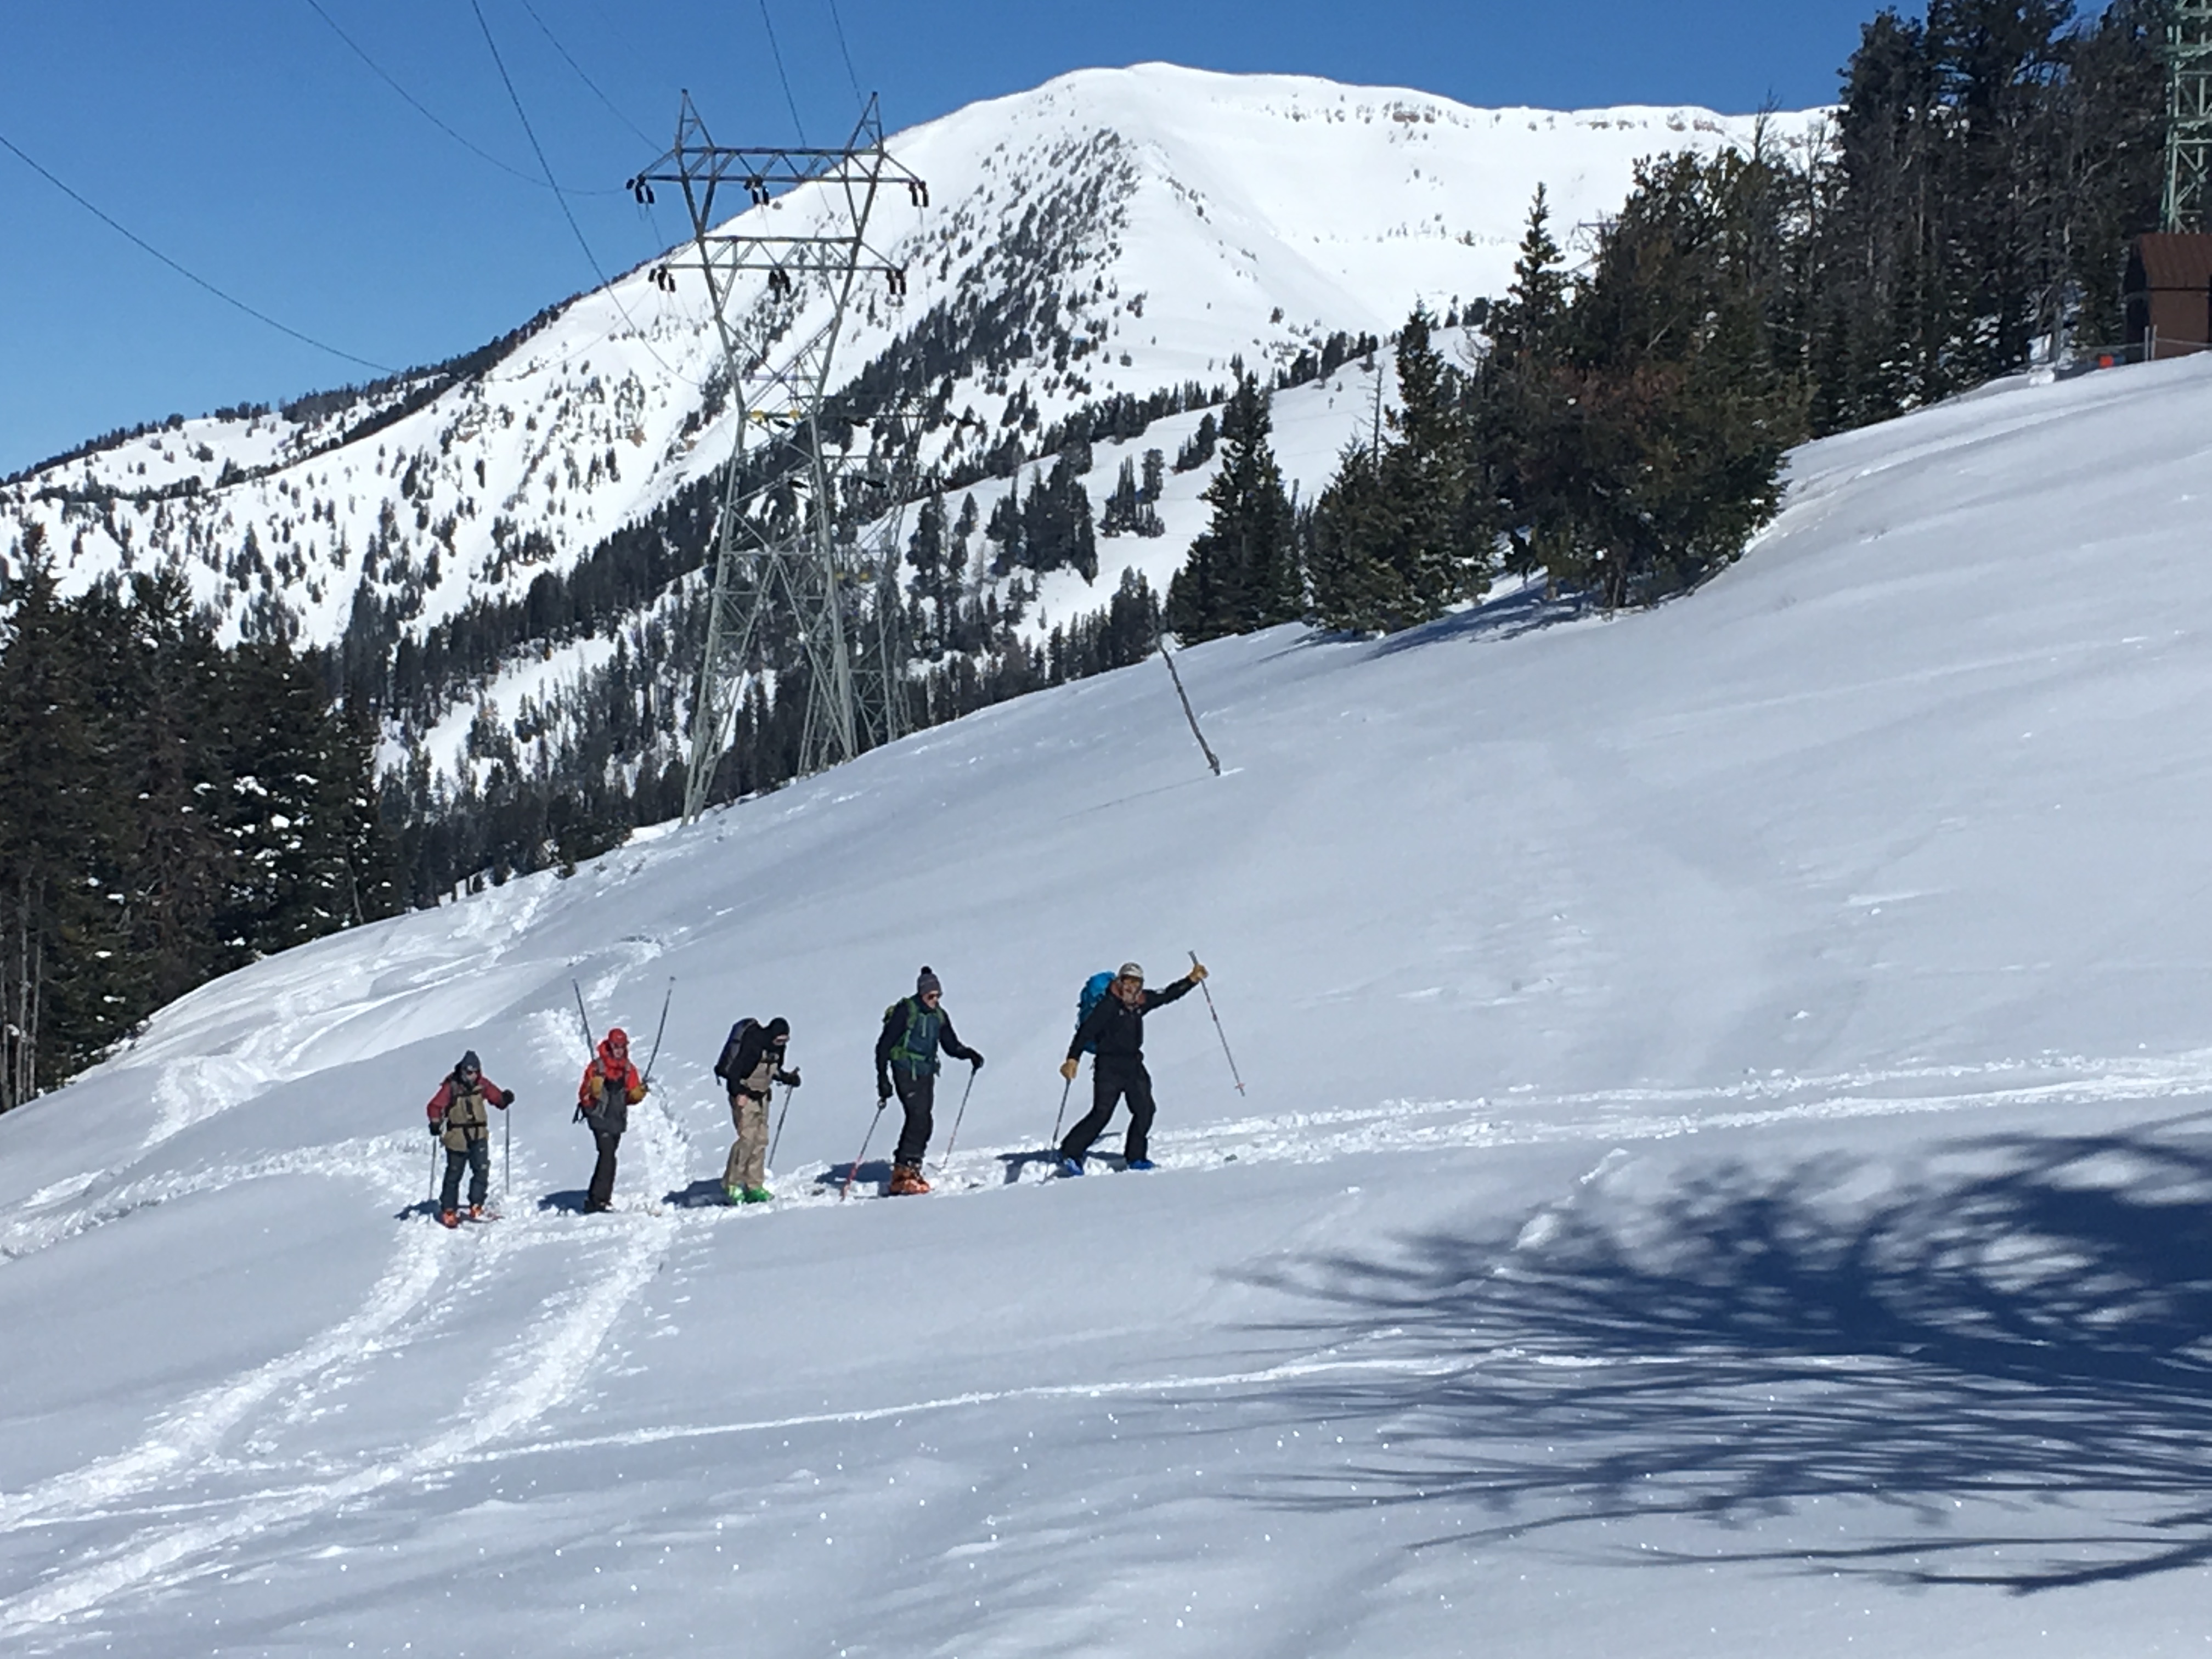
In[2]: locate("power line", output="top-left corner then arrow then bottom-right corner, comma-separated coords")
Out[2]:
757,0 -> 809,145
301,0 -> 555,192
0,125 -> 394,377
468,0 -> 689,384
512,0 -> 658,148
824,0 -> 866,109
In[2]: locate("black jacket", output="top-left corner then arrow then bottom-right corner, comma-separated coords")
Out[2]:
876,997 -> 978,1088
727,1023 -> 798,1099
1067,975 -> 1195,1064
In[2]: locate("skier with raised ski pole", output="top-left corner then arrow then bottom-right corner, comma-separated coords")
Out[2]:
1055,958 -> 1206,1176
425,1051 -> 515,1227
874,966 -> 983,1195
714,1015 -> 799,1204
575,1024 -> 647,1214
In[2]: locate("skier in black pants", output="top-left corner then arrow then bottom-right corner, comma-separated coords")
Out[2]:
876,967 -> 983,1195
425,1051 -> 515,1226
1057,960 -> 1205,1175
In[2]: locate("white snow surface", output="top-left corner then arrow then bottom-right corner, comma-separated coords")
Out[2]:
9,354 -> 2212,1653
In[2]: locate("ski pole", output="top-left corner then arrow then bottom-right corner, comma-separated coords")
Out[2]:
1190,950 -> 1245,1096
641,977 -> 673,1086
571,981 -> 600,1125
571,980 -> 596,1054
768,1084 -> 793,1168
936,1066 -> 979,1176
428,1136 -> 439,1206
1048,1074 -> 1074,1150
503,1102 -> 511,1201
840,1098 -> 888,1200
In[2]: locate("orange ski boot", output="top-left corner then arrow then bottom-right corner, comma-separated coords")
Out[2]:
888,1163 -> 932,1196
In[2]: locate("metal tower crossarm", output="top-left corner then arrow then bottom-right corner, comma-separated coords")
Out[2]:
636,94 -> 926,822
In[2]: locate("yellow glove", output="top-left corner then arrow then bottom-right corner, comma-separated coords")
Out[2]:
1059,1058 -> 1080,1082
1188,962 -> 1209,982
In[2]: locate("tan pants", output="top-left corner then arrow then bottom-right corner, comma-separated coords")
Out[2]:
724,1091 -> 769,1190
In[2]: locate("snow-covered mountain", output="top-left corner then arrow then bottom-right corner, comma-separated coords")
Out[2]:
5,337 -> 2212,1654
0,64 -> 1813,781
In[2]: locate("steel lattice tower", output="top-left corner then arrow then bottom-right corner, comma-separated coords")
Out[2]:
629,94 -> 926,822
2165,0 -> 2212,232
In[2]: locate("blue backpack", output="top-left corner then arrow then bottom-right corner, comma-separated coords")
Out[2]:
1075,971 -> 1114,1054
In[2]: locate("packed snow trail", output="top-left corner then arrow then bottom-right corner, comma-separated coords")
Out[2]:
10,356 -> 2212,1654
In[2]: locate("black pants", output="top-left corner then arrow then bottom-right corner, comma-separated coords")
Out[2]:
588,1127 -> 622,1210
440,1137 -> 490,1210
891,1073 -> 935,1168
1060,1059 -> 1156,1164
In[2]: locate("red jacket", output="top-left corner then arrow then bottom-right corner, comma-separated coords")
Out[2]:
578,1042 -> 645,1110
425,1074 -> 511,1124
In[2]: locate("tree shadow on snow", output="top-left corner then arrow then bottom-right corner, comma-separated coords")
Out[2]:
1236,1122 -> 2212,1593
1363,579 -> 1595,659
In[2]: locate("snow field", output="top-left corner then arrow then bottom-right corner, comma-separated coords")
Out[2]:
8,354 -> 2212,1651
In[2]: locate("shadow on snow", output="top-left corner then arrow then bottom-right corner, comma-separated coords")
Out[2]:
1237,1121 -> 2212,1594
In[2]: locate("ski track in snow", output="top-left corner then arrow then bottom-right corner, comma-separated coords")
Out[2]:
3,1045 -> 2208,1635
0,1060 -> 693,1640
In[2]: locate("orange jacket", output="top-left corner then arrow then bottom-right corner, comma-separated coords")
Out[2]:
577,1034 -> 646,1110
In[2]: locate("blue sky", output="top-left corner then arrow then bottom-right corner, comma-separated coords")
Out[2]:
0,0 -> 1898,478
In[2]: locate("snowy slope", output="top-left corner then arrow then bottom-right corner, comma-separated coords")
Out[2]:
0,66 -> 1812,781
9,353 -> 2212,1654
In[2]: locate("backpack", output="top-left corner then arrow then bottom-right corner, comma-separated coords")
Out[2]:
1074,971 -> 1115,1055
885,997 -> 946,1076
712,1018 -> 758,1084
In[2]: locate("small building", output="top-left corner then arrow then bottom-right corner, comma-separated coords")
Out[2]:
2125,233 -> 2212,359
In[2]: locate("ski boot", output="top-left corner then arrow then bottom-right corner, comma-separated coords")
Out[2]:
888,1164 -> 931,1196
440,1209 -> 460,1229
1057,1155 -> 1085,1178
1125,1158 -> 1156,1172
469,1204 -> 487,1221
741,1186 -> 774,1204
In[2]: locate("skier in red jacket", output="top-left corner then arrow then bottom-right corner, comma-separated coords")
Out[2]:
576,1028 -> 647,1214
426,1050 -> 514,1226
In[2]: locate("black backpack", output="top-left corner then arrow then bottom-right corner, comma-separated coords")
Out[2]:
712,1018 -> 758,1084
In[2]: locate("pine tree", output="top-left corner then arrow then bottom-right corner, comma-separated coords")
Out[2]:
0,534 -> 133,1103
1310,308 -> 1493,632
1164,375 -> 1298,641
906,492 -> 951,654
1099,457 -> 1143,537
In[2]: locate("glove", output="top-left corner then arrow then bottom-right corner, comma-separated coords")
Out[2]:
499,1090 -> 516,1109
1188,962 -> 1209,982
781,1068 -> 802,1088
1059,1058 -> 1079,1082
428,1120 -> 444,1138
877,1080 -> 893,1104
969,1051 -> 985,1069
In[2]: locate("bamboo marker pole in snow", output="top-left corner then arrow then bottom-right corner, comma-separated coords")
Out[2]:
1157,634 -> 1222,776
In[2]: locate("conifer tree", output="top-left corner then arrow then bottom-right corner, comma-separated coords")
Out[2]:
1310,308 -> 1493,632
1165,374 -> 1297,641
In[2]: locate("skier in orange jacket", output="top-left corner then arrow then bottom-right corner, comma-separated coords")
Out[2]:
577,1027 -> 647,1213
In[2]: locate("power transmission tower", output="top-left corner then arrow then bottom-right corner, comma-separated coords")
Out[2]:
628,94 -> 927,822
2164,0 -> 2212,232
